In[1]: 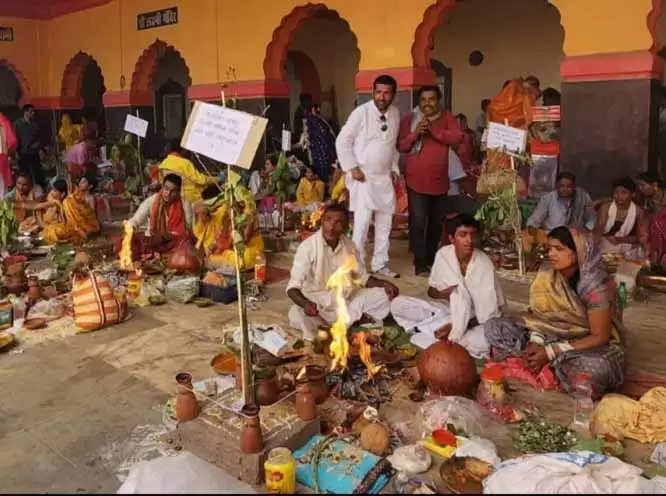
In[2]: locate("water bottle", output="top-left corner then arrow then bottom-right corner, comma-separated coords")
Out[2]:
617,282 -> 628,310
571,373 -> 594,439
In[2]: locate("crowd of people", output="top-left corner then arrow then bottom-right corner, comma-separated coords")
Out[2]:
2,72 -> 664,401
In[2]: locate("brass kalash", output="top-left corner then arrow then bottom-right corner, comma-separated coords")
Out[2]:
326,256 -> 388,403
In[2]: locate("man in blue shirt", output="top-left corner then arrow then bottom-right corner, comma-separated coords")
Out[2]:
527,172 -> 596,232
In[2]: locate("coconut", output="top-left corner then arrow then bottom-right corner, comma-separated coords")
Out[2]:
360,423 -> 390,456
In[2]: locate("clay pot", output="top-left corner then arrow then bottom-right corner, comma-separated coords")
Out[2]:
255,374 -> 279,406
174,372 -> 199,422
240,404 -> 263,454
417,341 -> 479,397
5,275 -> 27,295
295,382 -> 317,421
304,365 -> 328,404
26,276 -> 42,304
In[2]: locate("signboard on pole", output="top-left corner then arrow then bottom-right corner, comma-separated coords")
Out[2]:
181,101 -> 268,169
124,114 -> 149,138
281,129 -> 292,152
486,122 -> 527,154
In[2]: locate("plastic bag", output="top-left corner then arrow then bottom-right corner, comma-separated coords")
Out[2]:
418,396 -> 509,441
455,436 -> 501,466
134,280 -> 162,307
165,276 -> 200,304
26,296 -> 66,321
387,444 -> 431,474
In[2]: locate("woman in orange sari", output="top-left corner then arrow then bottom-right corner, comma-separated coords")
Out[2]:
62,175 -> 100,242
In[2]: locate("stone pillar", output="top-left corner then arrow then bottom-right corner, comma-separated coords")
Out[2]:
559,50 -> 663,199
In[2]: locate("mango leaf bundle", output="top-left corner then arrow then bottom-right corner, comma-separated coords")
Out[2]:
0,200 -> 18,248
514,417 -> 577,453
270,152 -> 296,204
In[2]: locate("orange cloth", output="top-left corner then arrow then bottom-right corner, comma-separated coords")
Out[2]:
149,194 -> 186,239
62,190 -> 100,239
488,78 -> 535,130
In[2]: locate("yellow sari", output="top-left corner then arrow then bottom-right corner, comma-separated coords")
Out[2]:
41,191 -> 79,243
158,153 -> 217,204
195,201 -> 264,271
58,115 -> 82,150
14,189 -> 42,234
62,190 -> 100,240
296,178 -> 325,206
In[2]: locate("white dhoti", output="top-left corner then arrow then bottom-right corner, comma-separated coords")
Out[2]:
289,287 -> 390,340
390,295 -> 490,358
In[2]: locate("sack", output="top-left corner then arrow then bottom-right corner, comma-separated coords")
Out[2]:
72,270 -> 128,331
165,275 -> 200,304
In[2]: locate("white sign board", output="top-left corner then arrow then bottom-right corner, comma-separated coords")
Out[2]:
123,114 -> 149,138
486,122 -> 527,154
281,129 -> 292,152
181,101 -> 268,169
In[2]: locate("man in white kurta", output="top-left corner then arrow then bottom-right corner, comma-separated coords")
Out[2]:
390,215 -> 505,357
336,75 -> 401,278
287,205 -> 399,340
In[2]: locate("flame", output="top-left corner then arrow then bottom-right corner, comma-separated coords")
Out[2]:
326,255 -> 360,372
297,367 -> 306,381
119,220 -> 134,271
353,332 -> 384,379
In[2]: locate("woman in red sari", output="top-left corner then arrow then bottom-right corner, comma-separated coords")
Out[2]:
0,112 -> 17,197
636,172 -> 666,264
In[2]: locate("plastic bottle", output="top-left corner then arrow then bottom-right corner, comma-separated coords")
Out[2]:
617,282 -> 628,310
254,253 -> 267,284
571,373 -> 594,439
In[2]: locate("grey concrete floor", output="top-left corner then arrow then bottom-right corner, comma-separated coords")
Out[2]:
1,237 -> 663,493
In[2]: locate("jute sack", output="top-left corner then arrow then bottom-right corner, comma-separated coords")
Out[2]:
72,270 -> 128,332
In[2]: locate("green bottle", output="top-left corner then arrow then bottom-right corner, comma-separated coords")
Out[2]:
617,282 -> 628,310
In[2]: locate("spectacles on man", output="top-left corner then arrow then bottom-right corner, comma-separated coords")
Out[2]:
379,114 -> 387,132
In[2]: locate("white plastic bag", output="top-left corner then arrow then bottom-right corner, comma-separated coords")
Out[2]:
483,452 -> 664,494
387,444 -> 432,474
418,396 -> 509,440
117,452 -> 256,494
455,436 -> 501,466
165,276 -> 199,304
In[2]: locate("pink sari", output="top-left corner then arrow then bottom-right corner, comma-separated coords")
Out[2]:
0,113 -> 17,192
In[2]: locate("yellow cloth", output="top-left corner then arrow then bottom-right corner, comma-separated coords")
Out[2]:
209,233 -> 264,271
62,190 -> 100,240
591,387 -> 666,443
331,175 -> 346,202
41,191 -> 79,243
58,115 -> 82,150
296,178 -> 325,207
194,203 -> 229,253
158,154 -> 216,204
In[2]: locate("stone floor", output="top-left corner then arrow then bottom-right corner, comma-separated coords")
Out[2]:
1,238 -> 664,493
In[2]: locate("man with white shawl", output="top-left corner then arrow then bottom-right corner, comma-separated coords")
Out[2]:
390,214 -> 505,357
593,176 -> 650,261
287,204 -> 399,341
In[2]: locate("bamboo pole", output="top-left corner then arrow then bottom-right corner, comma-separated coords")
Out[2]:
135,110 -> 144,191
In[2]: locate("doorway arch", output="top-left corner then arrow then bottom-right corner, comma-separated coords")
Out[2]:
61,51 -> 106,107
0,59 -> 31,109
130,39 -> 191,106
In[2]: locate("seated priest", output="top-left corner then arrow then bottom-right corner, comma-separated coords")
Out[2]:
6,172 -> 47,234
128,173 -> 194,255
193,183 -> 264,271
391,214 -> 505,358
484,227 -> 625,399
286,204 -> 399,341
158,138 -> 218,204
593,177 -> 650,261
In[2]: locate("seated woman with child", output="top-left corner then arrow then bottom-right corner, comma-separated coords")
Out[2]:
484,226 -> 625,399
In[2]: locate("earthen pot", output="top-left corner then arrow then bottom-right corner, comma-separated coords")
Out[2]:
5,276 -> 27,295
240,404 -> 263,454
295,382 -> 317,421
304,365 -> 328,404
255,374 -> 279,406
174,372 -> 199,422
26,276 -> 42,304
417,340 -> 479,397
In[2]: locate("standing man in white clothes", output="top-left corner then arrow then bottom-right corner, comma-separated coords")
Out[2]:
336,75 -> 401,278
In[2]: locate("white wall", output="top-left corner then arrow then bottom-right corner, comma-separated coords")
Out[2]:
432,0 -> 564,121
